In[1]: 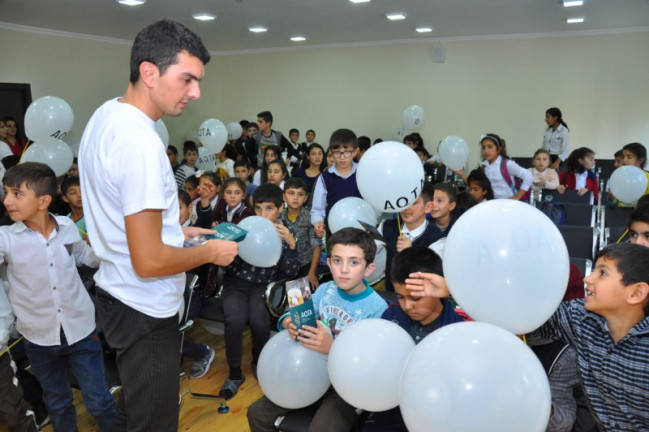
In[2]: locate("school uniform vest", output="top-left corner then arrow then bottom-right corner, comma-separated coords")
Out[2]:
382,220 -> 445,292
321,169 -> 362,219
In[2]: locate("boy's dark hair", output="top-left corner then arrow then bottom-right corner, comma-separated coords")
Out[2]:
283,177 -> 308,193
326,227 -> 376,265
252,183 -> 283,208
167,145 -> 178,156
420,180 -> 434,203
178,190 -> 192,206
622,142 -> 647,167
306,129 -> 315,136
467,168 -> 495,200
628,206 -> 649,227
61,176 -> 81,195
329,128 -> 358,150
3,162 -> 57,199
239,120 -> 249,129
289,128 -> 299,136
357,136 -> 371,152
614,149 -> 624,159
595,243 -> 649,316
129,19 -> 210,84
433,182 -> 458,203
566,147 -> 595,174
234,159 -> 251,170
222,143 -> 237,160
183,140 -> 198,154
636,195 -> 649,211
184,175 -> 199,188
391,247 -> 443,284
247,122 -> 259,131
199,171 -> 221,187
403,134 -> 417,144
257,111 -> 273,124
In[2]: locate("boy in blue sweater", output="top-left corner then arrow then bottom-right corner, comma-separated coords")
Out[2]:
362,246 -> 464,431
247,227 -> 387,431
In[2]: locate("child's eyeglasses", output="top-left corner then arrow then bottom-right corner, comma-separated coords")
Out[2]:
332,150 -> 353,159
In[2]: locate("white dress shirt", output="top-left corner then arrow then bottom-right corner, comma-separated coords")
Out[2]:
542,124 -> 570,162
481,156 -> 533,199
310,162 -> 358,225
0,216 -> 98,346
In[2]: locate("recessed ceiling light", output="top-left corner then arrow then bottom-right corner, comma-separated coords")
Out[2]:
349,0 -> 371,3
249,26 -> 268,33
290,36 -> 306,42
416,27 -> 433,33
117,0 -> 145,5
563,0 -> 584,6
566,17 -> 584,23
386,13 -> 407,21
192,13 -> 216,21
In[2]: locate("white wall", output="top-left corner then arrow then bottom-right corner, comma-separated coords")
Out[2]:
1,26 -> 647,168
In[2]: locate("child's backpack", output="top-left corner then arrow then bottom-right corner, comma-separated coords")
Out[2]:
539,196 -> 567,226
500,157 -> 530,201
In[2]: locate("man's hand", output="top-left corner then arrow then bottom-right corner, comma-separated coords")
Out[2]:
313,222 -> 325,239
404,272 -> 450,298
182,226 -> 216,241
297,321 -> 333,354
203,239 -> 238,266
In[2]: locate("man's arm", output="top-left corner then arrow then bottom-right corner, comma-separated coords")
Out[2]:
125,209 -> 238,278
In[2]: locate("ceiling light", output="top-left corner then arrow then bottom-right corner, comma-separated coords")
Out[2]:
563,0 -> 584,6
249,26 -> 268,33
290,36 -> 306,42
386,13 -> 406,21
349,0 -> 371,3
416,27 -> 433,33
566,17 -> 584,23
192,13 -> 216,21
117,0 -> 145,5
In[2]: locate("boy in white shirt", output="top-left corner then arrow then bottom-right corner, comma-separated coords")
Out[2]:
0,162 -> 115,431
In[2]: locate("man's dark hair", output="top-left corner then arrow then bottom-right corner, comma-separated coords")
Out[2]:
283,177 -> 308,193
329,128 -> 358,151
61,176 -> 81,195
257,111 -> 273,124
129,19 -> 210,84
183,140 -> 198,154
595,243 -> 649,316
391,247 -> 443,284
3,162 -> 57,198
252,183 -> 283,207
327,227 -> 376,264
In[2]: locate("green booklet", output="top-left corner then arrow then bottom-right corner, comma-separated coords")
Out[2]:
184,223 -> 248,247
287,276 -> 317,331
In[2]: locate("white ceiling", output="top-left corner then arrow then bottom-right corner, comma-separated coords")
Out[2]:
1,0 -> 647,53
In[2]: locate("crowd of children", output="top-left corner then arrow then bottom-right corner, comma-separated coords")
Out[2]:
1,96 -> 649,432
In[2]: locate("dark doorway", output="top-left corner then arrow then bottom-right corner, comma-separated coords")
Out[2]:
0,83 -> 32,139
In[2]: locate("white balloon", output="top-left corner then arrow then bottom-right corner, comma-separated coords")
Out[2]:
154,119 -> 169,146
237,216 -> 282,267
357,141 -> 424,213
24,96 -> 74,141
196,146 -> 217,172
199,118 -> 228,154
327,197 -> 378,233
257,331 -> 330,409
609,166 -> 648,204
328,319 -> 415,411
227,122 -> 243,141
438,135 -> 469,171
399,321 -> 551,432
401,105 -> 425,130
366,247 -> 387,285
443,200 -> 569,334
21,139 -> 74,177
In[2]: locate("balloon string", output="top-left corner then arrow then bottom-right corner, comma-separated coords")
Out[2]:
0,336 -> 23,357
521,334 -> 527,344
616,229 -> 629,243
397,213 -> 402,236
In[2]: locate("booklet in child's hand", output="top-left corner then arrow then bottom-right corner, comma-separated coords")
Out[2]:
286,276 -> 317,331
183,223 -> 248,247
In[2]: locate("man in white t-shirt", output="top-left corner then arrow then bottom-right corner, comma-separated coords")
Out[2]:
78,19 -> 238,432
